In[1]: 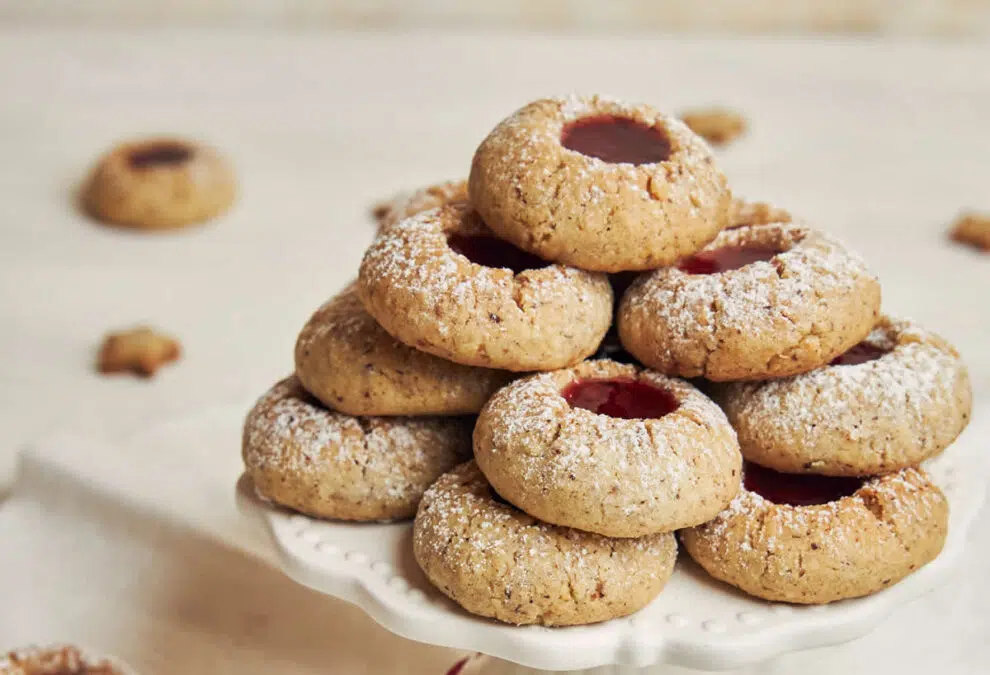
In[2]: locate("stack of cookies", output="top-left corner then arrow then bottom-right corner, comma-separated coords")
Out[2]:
243,94 -> 972,626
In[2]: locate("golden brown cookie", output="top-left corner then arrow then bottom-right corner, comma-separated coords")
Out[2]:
948,211 -> 990,251
96,326 -> 181,377
359,203 -> 612,372
469,95 -> 731,272
295,282 -> 514,416
728,197 -> 792,228
618,222 -> 881,381
1,646 -> 131,675
679,107 -> 747,146
82,136 -> 235,230
373,179 -> 468,232
474,359 -> 741,537
413,461 -> 678,626
242,376 -> 472,521
680,463 -> 948,604
718,316 -> 971,476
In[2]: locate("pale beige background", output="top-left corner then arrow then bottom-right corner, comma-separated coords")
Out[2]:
2,0 -> 990,36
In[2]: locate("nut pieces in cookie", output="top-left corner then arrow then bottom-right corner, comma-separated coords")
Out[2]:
413,461 -> 678,625
618,222 -> 882,381
474,359 -> 741,537
359,202 -> 612,372
681,463 -> 948,604
469,95 -> 731,272
295,282 -> 513,416
718,316 -> 972,476
242,377 -> 472,521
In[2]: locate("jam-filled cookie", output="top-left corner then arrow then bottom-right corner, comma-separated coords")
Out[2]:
474,359 -> 741,537
295,283 -> 514,416
618,222 -> 881,381
413,461 -> 677,626
468,95 -> 731,272
373,179 -> 467,232
82,137 -> 236,230
680,462 -> 948,604
243,376 -> 472,521
359,203 -> 612,372
718,316 -> 972,476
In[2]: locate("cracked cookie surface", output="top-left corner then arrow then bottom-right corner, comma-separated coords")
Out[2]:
82,136 -> 236,230
618,221 -> 881,381
413,460 -> 677,625
359,202 -> 612,371
680,466 -> 948,604
718,316 -> 972,476
242,376 -> 472,521
295,282 -> 514,416
468,95 -> 731,272
474,359 -> 741,537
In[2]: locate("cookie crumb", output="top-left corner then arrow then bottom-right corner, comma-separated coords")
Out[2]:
949,212 -> 990,251
1,645 -> 122,675
97,326 -> 181,377
680,107 -> 747,146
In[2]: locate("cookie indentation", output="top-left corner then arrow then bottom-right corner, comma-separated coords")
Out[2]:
678,246 -> 780,275
743,461 -> 862,506
128,141 -> 193,169
562,378 -> 680,420
830,340 -> 890,366
448,234 -> 550,273
561,115 -> 672,165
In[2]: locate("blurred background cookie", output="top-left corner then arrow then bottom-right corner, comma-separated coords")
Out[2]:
81,136 -> 236,230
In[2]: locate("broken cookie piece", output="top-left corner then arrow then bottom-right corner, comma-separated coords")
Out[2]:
949,212 -> 990,252
680,107 -> 748,146
97,326 -> 181,377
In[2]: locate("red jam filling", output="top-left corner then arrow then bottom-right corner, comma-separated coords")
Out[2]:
128,142 -> 193,169
678,246 -> 780,275
448,235 -> 550,274
830,340 -> 889,366
445,658 -> 470,675
561,115 -> 672,165
743,462 -> 863,506
562,378 -> 679,420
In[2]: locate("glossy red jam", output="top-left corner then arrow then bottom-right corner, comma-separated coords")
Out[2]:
743,462 -> 863,506
830,340 -> 889,366
129,142 -> 193,169
445,657 -> 470,675
561,115 -> 672,165
562,378 -> 679,420
678,246 -> 780,275
448,235 -> 550,274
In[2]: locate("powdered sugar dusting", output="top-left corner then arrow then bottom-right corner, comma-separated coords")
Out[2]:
721,317 -> 970,468
376,179 -> 468,231
691,467 -> 945,563
476,360 -> 740,534
413,461 -> 676,621
242,377 -> 471,504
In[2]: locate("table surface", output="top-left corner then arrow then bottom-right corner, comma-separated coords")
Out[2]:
0,27 -> 988,674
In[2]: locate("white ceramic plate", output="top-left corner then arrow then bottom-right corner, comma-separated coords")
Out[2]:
236,413 -> 987,672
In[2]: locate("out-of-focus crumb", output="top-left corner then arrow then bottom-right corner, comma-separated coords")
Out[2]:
97,326 -> 181,377
949,212 -> 990,252
728,198 -> 792,229
680,107 -> 748,146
